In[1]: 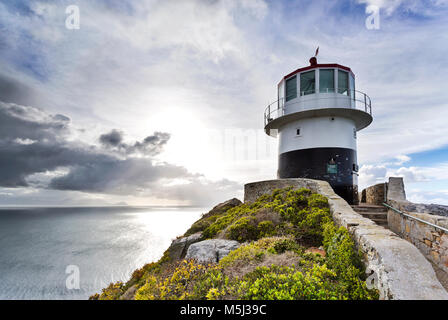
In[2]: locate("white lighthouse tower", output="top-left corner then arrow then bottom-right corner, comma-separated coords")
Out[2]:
264,55 -> 372,204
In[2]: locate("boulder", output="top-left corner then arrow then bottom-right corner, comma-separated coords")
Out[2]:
167,232 -> 202,261
185,239 -> 240,263
120,285 -> 137,300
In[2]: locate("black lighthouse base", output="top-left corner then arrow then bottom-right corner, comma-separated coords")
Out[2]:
278,147 -> 358,205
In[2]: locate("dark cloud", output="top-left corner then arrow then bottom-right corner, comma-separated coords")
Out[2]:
0,138 -> 112,187
0,101 -> 70,143
99,129 -> 123,147
131,132 -> 171,155
49,158 -> 190,193
99,129 -> 170,156
0,73 -> 39,106
0,101 -> 240,204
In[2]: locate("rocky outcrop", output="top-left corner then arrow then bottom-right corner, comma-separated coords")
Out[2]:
244,178 -> 448,300
167,233 -> 202,261
120,285 -> 137,300
203,198 -> 242,218
390,200 -> 448,218
184,198 -> 242,237
185,239 -> 240,263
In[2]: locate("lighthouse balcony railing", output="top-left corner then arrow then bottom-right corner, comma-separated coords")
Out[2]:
264,89 -> 372,127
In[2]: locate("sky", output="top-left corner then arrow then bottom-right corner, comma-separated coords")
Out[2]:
0,0 -> 447,206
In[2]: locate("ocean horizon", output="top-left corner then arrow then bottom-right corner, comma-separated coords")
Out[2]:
0,206 -> 204,300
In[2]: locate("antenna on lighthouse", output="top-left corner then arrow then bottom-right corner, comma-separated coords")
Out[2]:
309,46 -> 319,65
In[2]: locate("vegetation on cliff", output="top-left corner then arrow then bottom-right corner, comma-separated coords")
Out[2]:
90,187 -> 378,300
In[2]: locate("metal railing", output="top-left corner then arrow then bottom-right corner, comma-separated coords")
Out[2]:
383,202 -> 448,234
264,89 -> 372,127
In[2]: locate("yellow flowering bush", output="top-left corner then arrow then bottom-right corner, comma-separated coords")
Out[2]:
135,260 -> 208,300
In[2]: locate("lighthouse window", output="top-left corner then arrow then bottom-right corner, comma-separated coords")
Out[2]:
319,69 -> 335,93
300,71 -> 315,96
338,70 -> 349,95
327,164 -> 338,174
285,76 -> 297,102
349,74 -> 355,100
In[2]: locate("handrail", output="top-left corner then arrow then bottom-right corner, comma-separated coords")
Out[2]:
264,89 -> 372,127
383,202 -> 448,234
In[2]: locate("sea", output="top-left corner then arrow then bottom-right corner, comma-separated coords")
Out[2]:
0,206 -> 204,300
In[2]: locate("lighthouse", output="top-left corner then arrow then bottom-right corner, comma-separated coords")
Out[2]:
264,55 -> 372,204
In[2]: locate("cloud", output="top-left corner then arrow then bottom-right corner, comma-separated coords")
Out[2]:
357,0 -> 448,16
359,162 -> 434,190
0,101 -> 70,143
0,73 -> 39,106
394,155 -> 411,165
99,129 -> 123,147
406,189 -> 448,206
358,164 -> 388,190
0,101 -> 241,205
48,158 -> 189,194
100,129 -> 171,156
387,166 -> 431,183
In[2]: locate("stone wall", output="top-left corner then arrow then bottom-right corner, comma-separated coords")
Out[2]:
359,189 -> 366,203
387,199 -> 448,275
362,183 -> 387,205
244,178 -> 448,300
385,176 -> 448,274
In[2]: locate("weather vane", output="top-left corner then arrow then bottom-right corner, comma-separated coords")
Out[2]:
309,46 -> 319,65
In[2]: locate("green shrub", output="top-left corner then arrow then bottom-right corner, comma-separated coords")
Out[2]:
307,193 -> 329,209
90,282 -> 124,300
191,268 -> 229,300
295,207 -> 332,246
219,242 -> 267,268
272,238 -> 302,254
202,205 -> 250,239
257,220 -> 275,238
135,260 -> 209,300
227,216 -> 258,241
238,264 -> 341,300
322,222 -> 378,299
184,216 -> 217,236
202,187 -> 332,244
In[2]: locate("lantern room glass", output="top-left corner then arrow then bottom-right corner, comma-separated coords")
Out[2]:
300,70 -> 315,96
338,70 -> 349,95
319,69 -> 335,93
285,76 -> 297,102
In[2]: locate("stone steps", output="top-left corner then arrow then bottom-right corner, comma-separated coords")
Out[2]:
351,204 -> 387,212
351,204 -> 388,227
